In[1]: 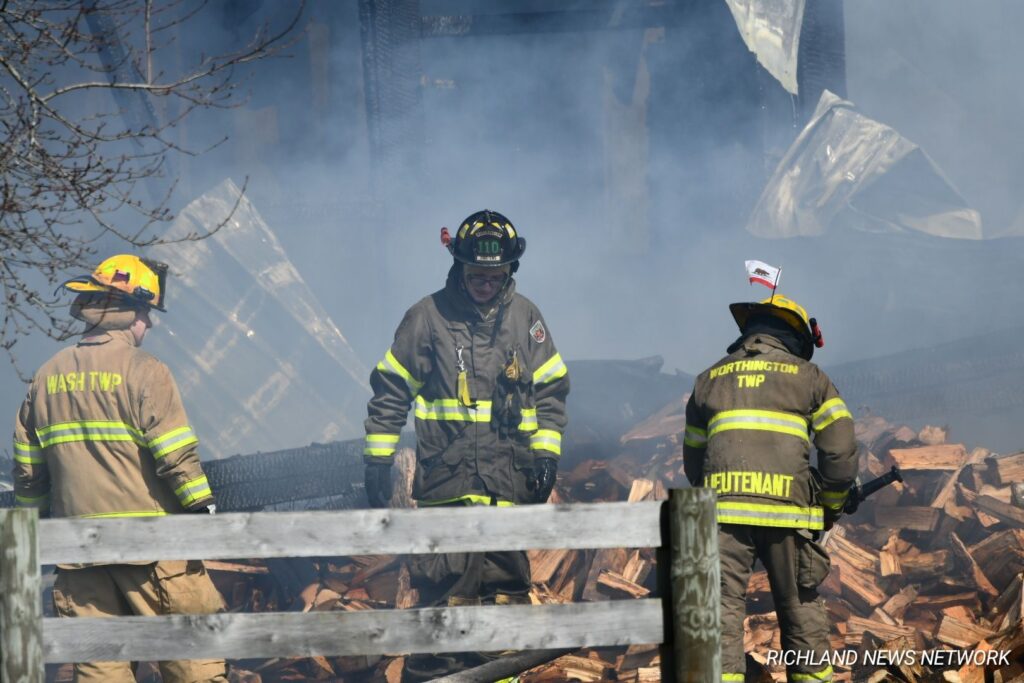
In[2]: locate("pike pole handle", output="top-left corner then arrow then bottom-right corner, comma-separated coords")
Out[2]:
844,466 -> 903,514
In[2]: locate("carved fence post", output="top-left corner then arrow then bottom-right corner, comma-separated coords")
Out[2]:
668,488 -> 720,683
0,508 -> 43,683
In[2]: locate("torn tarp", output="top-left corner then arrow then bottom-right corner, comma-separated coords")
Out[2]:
747,90 -> 982,240
147,179 -> 370,459
724,0 -> 805,94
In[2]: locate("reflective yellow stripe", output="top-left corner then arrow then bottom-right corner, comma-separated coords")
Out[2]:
792,666 -> 833,682
148,426 -> 198,459
530,429 -> 561,456
708,409 -> 809,442
819,489 -> 848,511
723,675 -> 745,682
420,495 -> 516,507
14,441 -> 44,464
716,501 -> 824,530
684,425 -> 707,448
518,408 -> 538,432
812,398 -> 852,431
15,493 -> 50,508
532,352 -> 567,385
377,348 -> 424,394
175,475 -> 212,506
36,420 -> 144,448
414,396 -> 493,422
364,433 -> 400,457
80,510 -> 169,518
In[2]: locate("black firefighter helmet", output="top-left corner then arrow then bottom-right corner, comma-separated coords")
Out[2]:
446,210 -> 526,272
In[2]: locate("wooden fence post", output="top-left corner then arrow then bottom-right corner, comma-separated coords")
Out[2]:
0,508 -> 43,683
668,488 -> 720,683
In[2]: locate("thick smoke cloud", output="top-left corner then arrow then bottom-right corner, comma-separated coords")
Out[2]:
3,1 -> 1022,456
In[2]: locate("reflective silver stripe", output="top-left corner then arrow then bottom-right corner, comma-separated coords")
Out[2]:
14,441 -> 44,464
708,411 -> 809,442
420,494 -> 516,507
811,398 -> 852,431
377,349 -> 424,394
365,433 -> 400,456
81,510 -> 169,519
149,427 -> 198,459
684,425 -> 707,448
414,397 -> 492,422
175,476 -> 212,504
518,409 -> 538,431
819,490 -> 847,510
716,501 -> 824,529
37,422 -> 140,448
16,493 -> 50,508
792,666 -> 833,682
533,353 -> 567,385
529,430 -> 561,455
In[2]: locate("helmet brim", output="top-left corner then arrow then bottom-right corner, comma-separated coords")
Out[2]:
62,278 -> 108,294
729,302 -> 811,341
59,277 -> 166,312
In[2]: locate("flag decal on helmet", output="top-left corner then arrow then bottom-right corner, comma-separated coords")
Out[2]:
530,321 -> 546,343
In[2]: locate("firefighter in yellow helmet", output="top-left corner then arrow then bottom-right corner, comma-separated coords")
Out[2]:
683,294 -> 856,683
11,254 -> 227,683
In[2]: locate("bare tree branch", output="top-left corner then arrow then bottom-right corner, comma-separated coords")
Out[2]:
0,0 -> 304,374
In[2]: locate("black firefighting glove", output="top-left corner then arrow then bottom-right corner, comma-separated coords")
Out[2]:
823,506 -> 841,531
364,462 -> 393,509
531,457 -> 558,503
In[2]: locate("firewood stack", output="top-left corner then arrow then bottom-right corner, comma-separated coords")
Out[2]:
744,417 -> 1024,683
49,414 -> 1020,682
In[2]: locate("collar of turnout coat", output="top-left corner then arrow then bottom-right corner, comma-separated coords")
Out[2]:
77,328 -> 136,349
730,333 -> 795,357
72,297 -> 138,333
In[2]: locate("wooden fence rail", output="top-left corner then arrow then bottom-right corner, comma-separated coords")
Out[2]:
0,489 -> 719,683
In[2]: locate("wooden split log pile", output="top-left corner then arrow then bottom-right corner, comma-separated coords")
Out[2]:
744,417 -> 1024,683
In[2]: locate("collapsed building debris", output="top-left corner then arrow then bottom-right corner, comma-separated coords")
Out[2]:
147,179 -> 370,459
747,90 -> 982,240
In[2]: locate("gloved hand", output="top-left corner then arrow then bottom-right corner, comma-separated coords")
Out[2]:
531,457 -> 558,503
189,504 -> 216,514
365,462 -> 393,508
823,506 -> 841,531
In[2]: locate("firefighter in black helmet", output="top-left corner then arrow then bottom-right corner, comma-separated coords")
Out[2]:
363,210 -> 569,681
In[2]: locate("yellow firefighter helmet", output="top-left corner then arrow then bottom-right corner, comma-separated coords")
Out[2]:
729,294 -> 820,348
60,254 -> 168,312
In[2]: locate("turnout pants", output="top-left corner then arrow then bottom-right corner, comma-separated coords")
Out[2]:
403,516 -> 531,683
719,524 -> 832,683
52,561 -> 228,683
410,549 -> 531,606
403,550 -> 531,681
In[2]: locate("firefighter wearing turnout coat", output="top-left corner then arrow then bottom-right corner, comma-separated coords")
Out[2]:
683,294 -> 856,683
364,210 -> 569,680
12,254 -> 227,683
